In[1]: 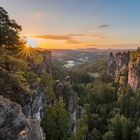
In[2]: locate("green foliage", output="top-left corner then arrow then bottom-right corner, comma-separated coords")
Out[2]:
52,61 -> 68,80
24,71 -> 38,84
73,84 -> 90,106
71,69 -> 140,140
130,49 -> 140,62
77,60 -> 107,74
40,73 -> 54,96
71,71 -> 94,84
89,84 -> 117,105
130,51 -> 137,62
70,60 -> 140,140
132,127 -> 140,140
107,114 -> 134,140
0,54 -> 27,72
103,131 -> 114,140
0,7 -> 34,106
74,118 -> 87,140
0,7 -> 22,49
33,54 -> 43,65
41,99 -> 70,140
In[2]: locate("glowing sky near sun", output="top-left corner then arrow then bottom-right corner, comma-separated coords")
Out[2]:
1,0 -> 140,49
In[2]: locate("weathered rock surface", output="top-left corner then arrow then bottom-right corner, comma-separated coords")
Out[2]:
0,50 -> 52,140
28,50 -> 52,75
0,96 -> 44,140
107,51 -> 130,80
55,76 -> 77,133
64,76 -> 76,113
128,54 -> 140,92
64,76 -> 77,133
23,92 -> 46,120
107,48 -> 140,92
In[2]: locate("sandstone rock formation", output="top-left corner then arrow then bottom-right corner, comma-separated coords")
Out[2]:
64,76 -> 77,133
23,92 -> 46,120
0,96 -> 44,140
107,51 -> 130,80
28,49 -> 52,75
0,50 -> 53,140
128,53 -> 140,92
55,76 -> 77,134
107,48 -> 140,92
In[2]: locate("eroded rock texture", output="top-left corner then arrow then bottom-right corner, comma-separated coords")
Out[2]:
55,76 -> 77,134
0,96 -> 44,140
107,51 -> 130,80
64,76 -> 77,133
28,50 -> 52,75
107,48 -> 140,92
128,54 -> 140,92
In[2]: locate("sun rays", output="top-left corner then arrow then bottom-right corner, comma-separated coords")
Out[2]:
17,45 -> 35,58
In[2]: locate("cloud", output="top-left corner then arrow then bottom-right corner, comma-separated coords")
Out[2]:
33,35 -> 81,44
67,34 -> 99,37
67,34 -> 109,39
98,24 -> 110,29
32,33 -> 109,44
34,35 -> 70,40
66,38 -> 81,44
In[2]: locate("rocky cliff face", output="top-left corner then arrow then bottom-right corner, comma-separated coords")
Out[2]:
21,50 -> 53,139
22,92 -> 46,120
107,51 -> 130,80
0,48 -> 77,139
128,54 -> 140,92
55,76 -> 77,134
28,50 -> 52,75
64,76 -> 77,133
0,49 -> 53,140
23,49 -> 52,120
0,96 -> 44,140
107,48 -> 140,92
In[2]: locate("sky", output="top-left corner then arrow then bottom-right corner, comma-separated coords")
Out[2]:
0,0 -> 140,49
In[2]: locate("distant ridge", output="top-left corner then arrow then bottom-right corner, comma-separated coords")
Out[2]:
35,46 -> 134,55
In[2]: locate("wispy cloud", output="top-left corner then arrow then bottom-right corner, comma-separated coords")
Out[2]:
67,34 -> 99,37
34,35 -> 70,40
33,35 -> 81,44
98,24 -> 110,29
32,33 -> 109,44
65,34 -> 109,39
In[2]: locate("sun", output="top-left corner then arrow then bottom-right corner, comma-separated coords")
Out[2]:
27,38 -> 38,48
17,45 -> 35,58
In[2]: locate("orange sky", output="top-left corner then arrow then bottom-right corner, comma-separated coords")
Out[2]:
2,0 -> 140,50
26,36 -> 138,50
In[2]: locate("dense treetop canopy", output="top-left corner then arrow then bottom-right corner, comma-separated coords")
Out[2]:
0,7 -> 22,49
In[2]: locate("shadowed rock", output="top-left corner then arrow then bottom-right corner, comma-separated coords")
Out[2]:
0,96 -> 44,140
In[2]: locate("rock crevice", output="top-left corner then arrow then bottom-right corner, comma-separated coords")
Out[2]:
0,96 -> 44,140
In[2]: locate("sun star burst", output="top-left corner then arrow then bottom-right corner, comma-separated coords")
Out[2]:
17,45 -> 35,58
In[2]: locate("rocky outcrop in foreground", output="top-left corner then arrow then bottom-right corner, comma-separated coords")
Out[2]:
0,96 -> 44,140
